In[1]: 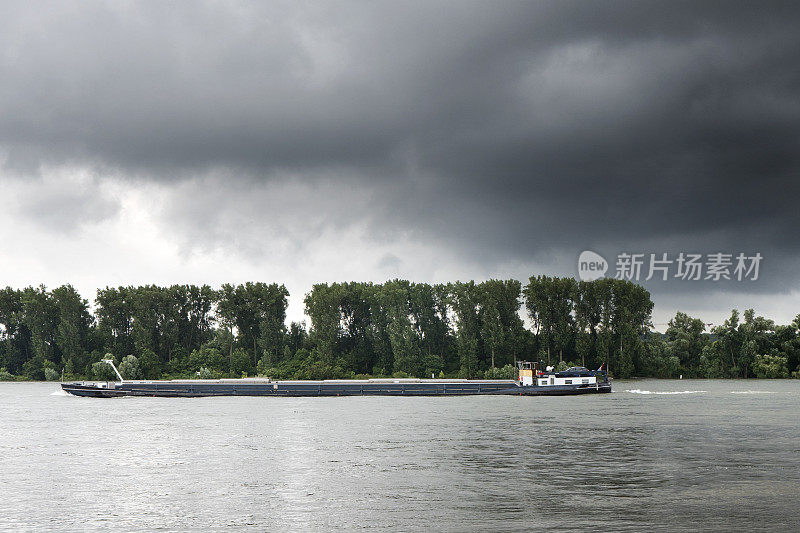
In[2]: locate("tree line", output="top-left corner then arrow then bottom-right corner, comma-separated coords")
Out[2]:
0,278 -> 798,381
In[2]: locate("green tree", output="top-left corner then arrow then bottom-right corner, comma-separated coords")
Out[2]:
257,284 -> 290,366
52,285 -> 92,373
608,280 -> 653,378
215,283 -> 238,363
752,354 -> 789,378
92,360 -> 117,381
480,279 -> 523,369
95,287 -> 134,359
118,354 -> 143,380
738,309 -> 775,378
189,345 -> 226,373
22,285 -> 59,364
0,287 -> 28,374
666,312 -> 708,374
381,280 -> 422,376
551,277 -> 577,364
450,281 -> 482,377
524,276 -> 555,365
138,349 -> 162,379
230,347 -> 252,376
708,310 -> 743,377
575,280 -> 604,368
641,332 -> 679,377
304,283 -> 342,365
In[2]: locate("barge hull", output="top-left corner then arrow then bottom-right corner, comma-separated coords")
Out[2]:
61,380 -> 611,398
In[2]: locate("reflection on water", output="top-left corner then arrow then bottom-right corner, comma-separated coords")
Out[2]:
0,380 -> 798,532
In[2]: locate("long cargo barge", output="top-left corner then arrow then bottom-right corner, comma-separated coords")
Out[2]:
61,361 -> 611,398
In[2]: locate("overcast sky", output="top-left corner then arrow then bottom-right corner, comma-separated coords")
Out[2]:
1,1 -> 799,328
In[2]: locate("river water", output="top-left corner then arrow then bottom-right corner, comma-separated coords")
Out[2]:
1,380 -> 798,532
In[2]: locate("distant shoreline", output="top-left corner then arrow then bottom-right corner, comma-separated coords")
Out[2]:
2,279 -> 798,383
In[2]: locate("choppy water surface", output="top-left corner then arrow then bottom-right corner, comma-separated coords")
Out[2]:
1,380 -> 798,532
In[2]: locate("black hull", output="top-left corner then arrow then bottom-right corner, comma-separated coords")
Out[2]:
61,380 -> 611,398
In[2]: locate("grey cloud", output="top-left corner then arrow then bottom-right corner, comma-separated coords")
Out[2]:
377,253 -> 402,271
1,1 -> 800,299
12,180 -> 120,234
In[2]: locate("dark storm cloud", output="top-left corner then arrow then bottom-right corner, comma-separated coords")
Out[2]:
1,1 -> 800,292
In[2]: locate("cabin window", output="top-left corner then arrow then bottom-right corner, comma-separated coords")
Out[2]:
582,379 -> 589,384
550,378 -> 554,385
565,380 -> 572,385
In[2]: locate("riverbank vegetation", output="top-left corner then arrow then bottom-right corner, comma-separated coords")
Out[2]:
0,279 -> 798,381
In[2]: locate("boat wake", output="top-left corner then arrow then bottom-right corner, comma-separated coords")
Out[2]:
730,390 -> 778,395
626,389 -> 707,395
50,389 -> 70,396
